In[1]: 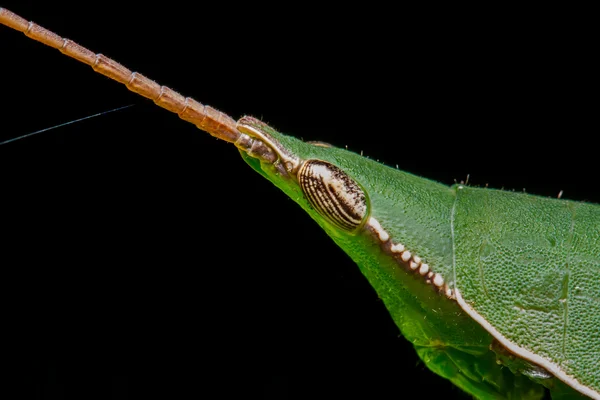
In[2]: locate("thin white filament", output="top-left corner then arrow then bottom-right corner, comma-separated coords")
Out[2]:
0,104 -> 134,146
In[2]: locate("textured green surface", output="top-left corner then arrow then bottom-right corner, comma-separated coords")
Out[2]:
453,186 -> 600,397
239,123 -> 544,398
237,120 -> 599,398
240,128 -> 483,349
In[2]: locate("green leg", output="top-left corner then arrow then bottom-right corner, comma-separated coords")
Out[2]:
415,345 -> 546,400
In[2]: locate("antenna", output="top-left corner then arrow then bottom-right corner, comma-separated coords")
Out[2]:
0,8 -> 241,145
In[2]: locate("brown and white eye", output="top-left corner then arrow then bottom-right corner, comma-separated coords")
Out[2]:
298,160 -> 368,232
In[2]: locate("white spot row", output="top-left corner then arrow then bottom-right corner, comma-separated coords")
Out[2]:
367,217 -> 453,297
390,242 -> 444,287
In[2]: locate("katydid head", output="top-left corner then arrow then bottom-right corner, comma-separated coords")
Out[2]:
238,117 -> 371,233
235,115 -> 455,298
236,116 -> 371,235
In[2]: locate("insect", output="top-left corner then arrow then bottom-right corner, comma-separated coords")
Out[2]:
2,3 -> 596,400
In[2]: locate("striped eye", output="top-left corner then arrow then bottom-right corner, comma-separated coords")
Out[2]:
298,160 -> 368,232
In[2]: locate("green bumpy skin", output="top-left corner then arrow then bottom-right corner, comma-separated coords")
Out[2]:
238,121 -> 599,399
454,186 -> 600,398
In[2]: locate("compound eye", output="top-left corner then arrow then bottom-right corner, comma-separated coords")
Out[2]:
298,160 -> 368,232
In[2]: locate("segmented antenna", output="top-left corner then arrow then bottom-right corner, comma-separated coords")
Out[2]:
0,8 -> 242,145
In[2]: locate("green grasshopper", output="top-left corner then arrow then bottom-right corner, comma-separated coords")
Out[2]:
2,5 -> 598,399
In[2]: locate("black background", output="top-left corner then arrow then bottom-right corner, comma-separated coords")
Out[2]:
1,2 -> 596,399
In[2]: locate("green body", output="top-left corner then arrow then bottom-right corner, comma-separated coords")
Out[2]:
240,122 -> 600,399
454,187 -> 600,397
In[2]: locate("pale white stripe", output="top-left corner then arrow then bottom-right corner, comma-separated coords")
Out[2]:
454,288 -> 599,400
